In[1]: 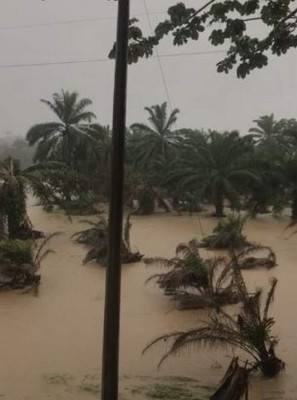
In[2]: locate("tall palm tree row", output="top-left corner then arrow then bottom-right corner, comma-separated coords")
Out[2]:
126,108 -> 297,217
17,91 -> 297,218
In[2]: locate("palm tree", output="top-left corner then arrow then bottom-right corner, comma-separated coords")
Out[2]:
130,102 -> 179,170
249,114 -> 292,158
284,157 -> 297,219
26,90 -> 97,168
199,215 -> 250,249
244,153 -> 284,217
72,214 -> 143,265
0,158 -> 60,239
75,124 -> 111,197
145,239 -> 239,309
144,273 -> 284,378
167,131 -> 258,216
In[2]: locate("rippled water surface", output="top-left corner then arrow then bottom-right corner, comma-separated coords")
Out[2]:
0,204 -> 296,399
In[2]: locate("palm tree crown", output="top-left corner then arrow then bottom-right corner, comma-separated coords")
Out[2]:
26,90 -> 97,167
167,130 -> 258,216
249,114 -> 294,158
129,102 -> 179,169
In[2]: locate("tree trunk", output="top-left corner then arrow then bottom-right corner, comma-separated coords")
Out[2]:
260,355 -> 284,377
210,358 -> 250,400
5,184 -> 27,239
291,188 -> 297,219
214,191 -> 224,217
0,213 -> 5,239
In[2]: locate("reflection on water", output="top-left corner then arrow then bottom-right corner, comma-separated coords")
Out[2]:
0,204 -> 296,399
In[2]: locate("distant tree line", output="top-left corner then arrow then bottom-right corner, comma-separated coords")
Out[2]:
2,89 -> 297,235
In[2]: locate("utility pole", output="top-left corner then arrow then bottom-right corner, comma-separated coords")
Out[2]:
101,1 -> 130,400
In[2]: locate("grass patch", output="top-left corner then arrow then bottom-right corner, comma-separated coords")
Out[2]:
79,374 -> 100,395
145,384 -> 193,400
126,378 -> 214,400
164,376 -> 199,383
43,373 -> 72,385
79,383 -> 100,394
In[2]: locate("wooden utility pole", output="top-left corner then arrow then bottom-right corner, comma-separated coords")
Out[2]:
101,1 -> 130,400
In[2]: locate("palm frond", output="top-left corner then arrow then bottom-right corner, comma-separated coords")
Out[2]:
34,232 -> 60,267
144,257 -> 177,267
263,278 -> 278,320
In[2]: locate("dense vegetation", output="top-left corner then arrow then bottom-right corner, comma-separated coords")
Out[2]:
0,234 -> 56,293
7,90 -> 295,220
144,253 -> 284,399
0,90 -> 290,394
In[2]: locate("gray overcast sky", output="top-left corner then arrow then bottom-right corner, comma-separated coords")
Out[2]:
0,0 -> 296,137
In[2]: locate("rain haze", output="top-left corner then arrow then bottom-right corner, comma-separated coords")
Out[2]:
0,0 -> 296,137
1,2 -> 297,400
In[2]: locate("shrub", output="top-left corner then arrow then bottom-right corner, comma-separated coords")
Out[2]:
0,239 -> 33,265
200,215 -> 249,249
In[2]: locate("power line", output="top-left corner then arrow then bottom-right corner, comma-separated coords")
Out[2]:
0,11 -> 166,31
159,49 -> 226,58
0,58 -> 109,69
143,0 -> 175,114
0,50 -> 227,70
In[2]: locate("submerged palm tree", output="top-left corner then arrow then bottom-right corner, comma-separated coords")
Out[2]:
72,214 -> 143,265
144,270 -> 284,378
145,239 -> 239,310
0,158 -> 60,239
130,102 -> 179,169
199,215 -> 249,250
0,233 -> 58,293
145,239 -> 275,310
26,90 -> 96,168
146,239 -> 210,292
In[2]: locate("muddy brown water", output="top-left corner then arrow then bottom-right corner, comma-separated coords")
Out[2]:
0,204 -> 296,399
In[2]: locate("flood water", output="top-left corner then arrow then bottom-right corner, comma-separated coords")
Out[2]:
0,204 -> 297,399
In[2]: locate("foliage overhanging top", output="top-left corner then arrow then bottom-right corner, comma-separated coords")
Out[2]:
109,0 -> 297,78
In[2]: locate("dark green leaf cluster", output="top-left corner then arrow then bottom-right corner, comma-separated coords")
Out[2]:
109,0 -> 297,78
144,269 -> 284,377
73,215 -> 143,266
201,215 -> 249,249
24,91 -> 112,211
0,239 -> 33,265
125,103 -> 297,219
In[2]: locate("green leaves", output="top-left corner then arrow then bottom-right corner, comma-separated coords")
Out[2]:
26,91 -> 97,169
129,102 -> 180,180
209,29 -> 225,45
261,0 -> 291,25
168,3 -> 196,24
111,0 -> 297,78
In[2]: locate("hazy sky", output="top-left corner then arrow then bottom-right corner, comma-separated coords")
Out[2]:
0,0 -> 296,137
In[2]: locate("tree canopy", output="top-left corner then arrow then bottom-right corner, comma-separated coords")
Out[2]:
26,90 -> 97,168
109,0 -> 297,78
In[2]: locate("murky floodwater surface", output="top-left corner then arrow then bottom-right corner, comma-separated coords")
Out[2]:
0,204 -> 296,399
